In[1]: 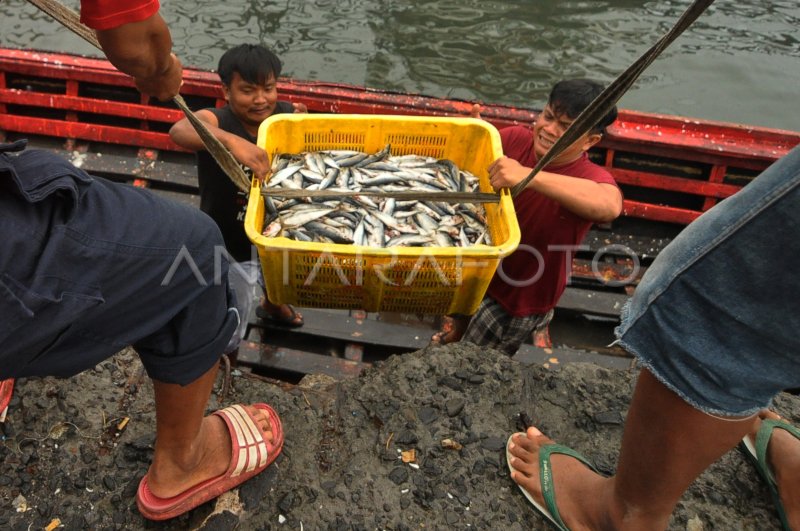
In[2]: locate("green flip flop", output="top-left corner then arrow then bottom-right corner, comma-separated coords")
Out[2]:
506,434 -> 603,531
739,418 -> 800,531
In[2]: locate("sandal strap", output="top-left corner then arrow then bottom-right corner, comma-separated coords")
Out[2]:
214,405 -> 270,478
539,443 -> 600,531
755,419 -> 800,483
752,419 -> 800,531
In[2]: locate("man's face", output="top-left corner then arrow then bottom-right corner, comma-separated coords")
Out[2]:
222,71 -> 278,131
531,103 -> 601,165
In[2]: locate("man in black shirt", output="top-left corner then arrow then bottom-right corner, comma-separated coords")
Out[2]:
170,44 -> 306,328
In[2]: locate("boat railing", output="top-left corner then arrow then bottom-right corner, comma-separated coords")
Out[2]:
1,47 -> 798,304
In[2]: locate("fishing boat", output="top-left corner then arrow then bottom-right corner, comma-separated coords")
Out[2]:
2,47 -> 798,377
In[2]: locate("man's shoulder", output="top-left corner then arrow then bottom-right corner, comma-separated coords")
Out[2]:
499,125 -> 532,141
210,106 -> 251,139
499,126 -> 534,162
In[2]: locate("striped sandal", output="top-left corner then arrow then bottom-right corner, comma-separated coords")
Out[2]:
136,403 -> 284,521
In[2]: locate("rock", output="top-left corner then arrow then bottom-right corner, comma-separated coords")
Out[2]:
277,491 -> 294,513
394,430 -> 418,445
439,376 -> 463,391
417,407 -> 438,424
445,398 -> 465,417
388,467 -> 409,485
593,410 -> 624,425
102,476 -> 116,491
480,436 -> 506,452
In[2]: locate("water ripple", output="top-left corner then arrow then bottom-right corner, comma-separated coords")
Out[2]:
0,0 -> 797,129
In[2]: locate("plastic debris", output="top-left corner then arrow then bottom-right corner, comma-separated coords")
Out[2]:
441,438 -> 463,450
12,494 -> 28,512
116,417 -> 130,431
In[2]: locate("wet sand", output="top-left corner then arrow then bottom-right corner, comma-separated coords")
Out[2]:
1,343 -> 796,530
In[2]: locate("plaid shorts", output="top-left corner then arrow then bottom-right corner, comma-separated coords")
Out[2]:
462,297 -> 553,356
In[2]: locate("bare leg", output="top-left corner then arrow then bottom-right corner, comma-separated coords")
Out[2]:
508,369 -> 757,530
610,369 -> 755,527
145,363 -> 274,498
746,411 -> 800,529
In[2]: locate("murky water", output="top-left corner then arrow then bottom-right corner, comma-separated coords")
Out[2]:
1,0 -> 798,130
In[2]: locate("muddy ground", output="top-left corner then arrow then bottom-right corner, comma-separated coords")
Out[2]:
1,343 -> 797,530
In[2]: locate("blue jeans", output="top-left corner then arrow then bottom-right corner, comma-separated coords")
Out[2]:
615,145 -> 800,417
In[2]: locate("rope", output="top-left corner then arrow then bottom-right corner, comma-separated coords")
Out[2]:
26,0 -> 251,193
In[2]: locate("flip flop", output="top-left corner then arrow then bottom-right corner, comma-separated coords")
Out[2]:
255,304 -> 304,328
136,403 -> 284,521
0,378 -> 15,422
506,433 -> 602,531
739,418 -> 800,531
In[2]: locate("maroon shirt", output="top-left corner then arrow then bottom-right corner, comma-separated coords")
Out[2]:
486,125 -> 618,316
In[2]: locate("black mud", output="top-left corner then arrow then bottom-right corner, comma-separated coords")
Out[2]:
1,343 -> 797,530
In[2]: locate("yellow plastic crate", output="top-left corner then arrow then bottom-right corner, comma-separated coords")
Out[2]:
245,114 -> 520,315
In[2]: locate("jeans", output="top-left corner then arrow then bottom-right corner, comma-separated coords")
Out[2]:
615,146 -> 800,417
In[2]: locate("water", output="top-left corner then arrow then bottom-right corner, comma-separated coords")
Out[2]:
1,0 -> 798,131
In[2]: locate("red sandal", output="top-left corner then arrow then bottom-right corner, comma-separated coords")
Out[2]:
0,379 -> 15,422
136,403 -> 284,520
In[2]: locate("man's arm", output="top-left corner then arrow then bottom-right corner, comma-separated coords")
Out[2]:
169,111 -> 272,179
488,156 -> 623,223
95,12 -> 182,101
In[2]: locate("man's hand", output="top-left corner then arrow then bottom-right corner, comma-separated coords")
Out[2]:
133,53 -> 183,101
293,102 -> 308,113
96,14 -> 182,101
470,103 -> 483,119
226,135 -> 272,180
488,156 -> 531,190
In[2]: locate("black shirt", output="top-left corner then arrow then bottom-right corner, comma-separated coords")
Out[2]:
196,101 -> 294,262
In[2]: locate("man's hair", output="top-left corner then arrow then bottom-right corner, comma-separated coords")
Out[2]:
547,79 -> 617,134
218,44 -> 282,86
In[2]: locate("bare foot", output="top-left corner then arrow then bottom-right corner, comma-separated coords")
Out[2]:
430,315 -> 469,345
259,299 -> 303,326
146,405 -> 274,499
747,411 -> 800,530
507,427 -> 613,531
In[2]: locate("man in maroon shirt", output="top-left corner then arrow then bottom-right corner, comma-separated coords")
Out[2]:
432,79 -> 622,355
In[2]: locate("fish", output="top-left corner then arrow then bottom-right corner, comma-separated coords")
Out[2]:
261,145 -> 493,248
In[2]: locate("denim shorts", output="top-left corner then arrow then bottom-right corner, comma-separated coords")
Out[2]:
615,145 -> 800,417
1,142 -> 238,385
